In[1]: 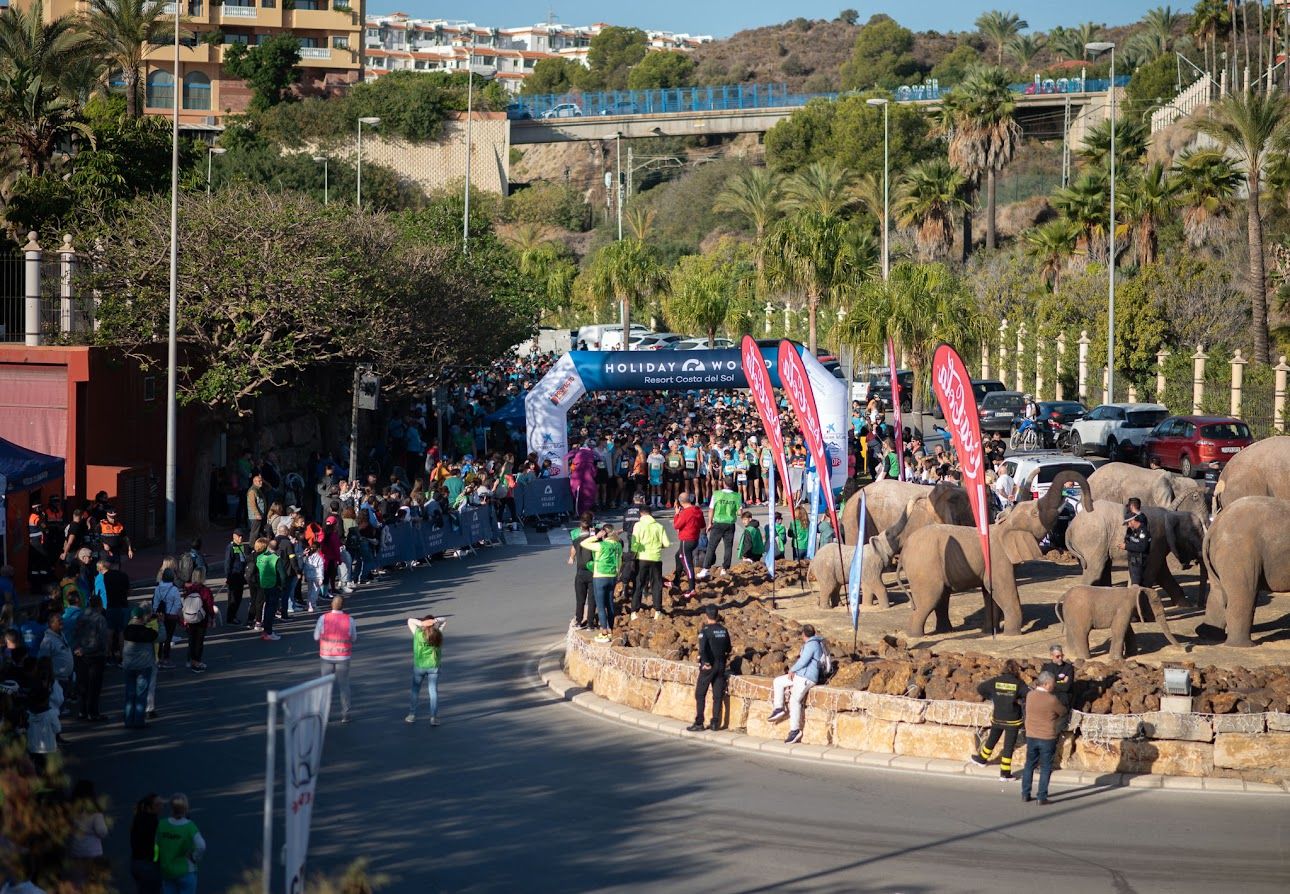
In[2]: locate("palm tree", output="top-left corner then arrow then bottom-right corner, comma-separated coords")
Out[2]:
894,158 -> 969,261
83,0 -> 171,119
764,208 -> 854,354
1119,162 -> 1177,267
0,67 -> 93,176
505,224 -> 576,313
1189,0 -> 1230,81
624,205 -> 655,242
1006,33 -> 1045,70
0,0 -> 95,81
1024,219 -> 1080,291
939,66 -> 1021,252
1052,171 -> 1111,260
714,166 -> 780,239
583,236 -> 664,348
1192,89 -> 1290,362
1078,117 -> 1149,170
1048,22 -> 1102,61
1131,6 -> 1183,61
976,10 -> 1028,66
779,160 -> 856,217
1173,147 -> 1241,247
665,250 -> 754,347
836,262 -> 985,414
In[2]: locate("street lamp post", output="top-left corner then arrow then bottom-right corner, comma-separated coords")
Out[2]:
615,131 -> 623,241
206,146 -> 225,196
866,97 -> 890,280
1087,40 -> 1116,401
356,116 -> 380,209
164,0 -> 181,552
312,155 -> 329,206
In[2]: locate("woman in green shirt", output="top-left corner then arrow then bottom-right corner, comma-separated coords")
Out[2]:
406,615 -> 445,725
788,506 -> 812,560
582,526 -> 623,643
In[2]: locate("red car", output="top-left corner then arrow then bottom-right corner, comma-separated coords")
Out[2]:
1141,415 -> 1254,477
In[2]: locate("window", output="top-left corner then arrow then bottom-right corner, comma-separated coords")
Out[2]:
295,0 -> 319,9
298,36 -> 319,47
224,32 -> 249,44
183,71 -> 211,109
1179,422 -> 1196,438
143,376 -> 157,402
332,35 -> 349,48
1125,409 -> 1167,428
1200,422 -> 1251,439
146,69 -> 174,108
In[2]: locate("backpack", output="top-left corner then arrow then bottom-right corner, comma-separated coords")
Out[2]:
181,592 -> 206,626
815,641 -> 836,682
177,550 -> 196,584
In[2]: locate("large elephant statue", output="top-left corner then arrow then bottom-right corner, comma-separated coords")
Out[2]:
1065,501 -> 1206,604
810,542 -> 887,609
1088,462 -> 1207,519
840,480 -> 972,545
900,524 -> 1038,637
1055,584 -> 1181,659
1213,438 -> 1290,511
1200,496 -> 1290,646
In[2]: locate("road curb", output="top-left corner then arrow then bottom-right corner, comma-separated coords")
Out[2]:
537,645 -> 1290,797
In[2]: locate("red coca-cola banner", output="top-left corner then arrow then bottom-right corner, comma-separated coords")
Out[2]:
932,343 -> 992,584
740,336 -> 795,508
777,340 -> 840,540
886,336 -> 905,481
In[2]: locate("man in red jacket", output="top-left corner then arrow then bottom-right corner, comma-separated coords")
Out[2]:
670,492 -> 705,600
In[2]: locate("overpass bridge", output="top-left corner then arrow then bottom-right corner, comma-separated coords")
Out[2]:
509,79 -> 1125,146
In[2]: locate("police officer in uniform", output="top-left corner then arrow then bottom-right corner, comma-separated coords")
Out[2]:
971,659 -> 1029,779
1123,498 -> 1152,586
688,604 -> 732,732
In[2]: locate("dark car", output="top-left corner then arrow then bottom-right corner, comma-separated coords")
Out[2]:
1035,400 -> 1088,424
972,379 -> 1007,402
977,390 -> 1025,433
1141,415 -> 1254,477
867,370 -> 914,413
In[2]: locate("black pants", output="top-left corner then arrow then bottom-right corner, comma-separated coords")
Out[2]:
78,655 -> 106,718
980,722 -> 1022,775
674,540 -> 698,591
249,517 -> 265,543
188,624 -> 207,664
706,523 -> 735,570
159,617 -> 177,660
227,572 -> 246,625
695,666 -> 728,728
574,575 -> 595,626
250,583 -> 267,628
1128,555 -> 1148,586
633,560 -> 663,612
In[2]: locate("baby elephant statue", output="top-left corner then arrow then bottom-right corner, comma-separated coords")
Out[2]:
1055,585 -> 1182,660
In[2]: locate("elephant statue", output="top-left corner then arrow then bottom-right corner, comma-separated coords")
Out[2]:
1213,438 -> 1290,511
1055,584 -> 1181,659
1088,462 -> 1207,520
810,542 -> 887,609
900,523 -> 1039,637
1065,501 -> 1206,605
840,480 -> 972,545
1200,496 -> 1290,647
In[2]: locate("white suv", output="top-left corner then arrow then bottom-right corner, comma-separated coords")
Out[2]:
1003,453 -> 1096,499
1068,402 -> 1170,460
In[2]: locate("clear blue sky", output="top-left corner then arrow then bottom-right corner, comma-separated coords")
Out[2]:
376,2 -> 1167,38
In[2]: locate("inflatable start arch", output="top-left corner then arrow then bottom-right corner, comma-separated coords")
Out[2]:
524,347 -> 849,491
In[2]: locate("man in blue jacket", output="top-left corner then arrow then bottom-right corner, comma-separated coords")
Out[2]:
767,625 -> 827,745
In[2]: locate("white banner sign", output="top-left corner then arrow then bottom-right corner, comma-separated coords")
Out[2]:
281,676 -> 333,894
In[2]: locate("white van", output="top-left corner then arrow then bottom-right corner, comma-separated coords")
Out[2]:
576,323 -> 649,350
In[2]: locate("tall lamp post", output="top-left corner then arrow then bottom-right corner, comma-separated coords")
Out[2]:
164,0 -> 181,552
866,97 -> 890,281
205,145 -> 225,196
356,116 -> 380,209
614,131 -> 623,241
312,155 -> 329,206
1087,40 -> 1116,401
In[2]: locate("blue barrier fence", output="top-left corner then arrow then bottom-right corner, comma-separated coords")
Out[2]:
376,505 -> 499,566
508,75 -> 1132,120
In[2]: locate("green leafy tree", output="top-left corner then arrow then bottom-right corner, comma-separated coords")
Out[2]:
839,14 -> 921,90
224,32 -> 301,111
1024,219 -> 1080,292
779,159 -> 855,217
521,57 -> 586,95
1006,33 -> 1045,70
765,208 -> 861,353
1192,89 -> 1290,362
627,50 -> 695,89
1119,162 -> 1177,267
939,65 -> 1021,252
1077,117 -> 1149,170
0,68 -> 92,176
929,43 -> 983,86
505,181 -> 589,230
1173,146 -> 1241,247
764,94 -> 934,175
1127,5 -> 1184,62
585,26 -> 648,90
504,223 -> 577,315
1052,170 -> 1112,260
894,158 -> 969,261
0,0 -> 95,82
1048,23 -> 1101,61
1125,50 -> 1195,115
665,246 -> 754,346
713,165 -> 780,285
583,236 -> 664,346
976,10 -> 1028,66
1189,0 -> 1230,85
83,0 -> 170,119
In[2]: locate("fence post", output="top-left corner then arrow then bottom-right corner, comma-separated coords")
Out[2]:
1035,336 -> 1044,400
1077,329 -> 1089,403
24,232 -> 43,347
1230,349 -> 1247,418
763,302 -> 773,335
1055,332 -> 1066,400
1275,355 -> 1288,434
1015,322 -> 1025,392
998,319 -> 1008,383
1102,366 -> 1109,405
1156,348 -> 1169,403
981,339 -> 990,379
92,237 -> 103,331
1127,383 -> 1138,402
1192,345 -> 1207,413
782,303 -> 791,332
59,234 -> 76,335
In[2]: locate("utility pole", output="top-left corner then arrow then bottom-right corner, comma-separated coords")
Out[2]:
615,132 -> 623,241
349,366 -> 361,482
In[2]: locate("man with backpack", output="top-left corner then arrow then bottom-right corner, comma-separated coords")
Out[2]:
767,625 -> 831,745
176,538 -> 206,586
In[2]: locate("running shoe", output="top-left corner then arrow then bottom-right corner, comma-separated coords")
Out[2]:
261,633 -> 281,642
404,714 -> 416,724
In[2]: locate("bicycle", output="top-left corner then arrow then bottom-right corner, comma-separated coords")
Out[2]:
1010,419 -> 1041,452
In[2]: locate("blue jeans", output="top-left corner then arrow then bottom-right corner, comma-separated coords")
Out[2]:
161,872 -> 197,894
1021,737 -> 1057,801
123,666 -> 152,728
410,666 -> 439,718
592,578 -> 615,629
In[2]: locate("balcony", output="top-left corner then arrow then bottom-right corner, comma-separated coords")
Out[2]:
143,42 -> 212,63
299,46 -> 331,59
290,6 -> 356,30
220,4 -> 256,18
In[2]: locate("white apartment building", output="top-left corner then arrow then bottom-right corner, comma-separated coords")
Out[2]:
362,14 -> 711,92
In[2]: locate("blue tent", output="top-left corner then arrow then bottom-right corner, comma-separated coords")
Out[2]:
485,395 -> 527,426
0,437 -> 65,493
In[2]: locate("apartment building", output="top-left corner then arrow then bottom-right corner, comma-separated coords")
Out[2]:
13,0 -> 364,124
362,14 -> 711,92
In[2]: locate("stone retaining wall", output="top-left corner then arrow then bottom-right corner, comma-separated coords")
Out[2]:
564,631 -> 1290,783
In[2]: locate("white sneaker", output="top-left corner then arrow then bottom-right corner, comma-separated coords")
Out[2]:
630,611 -> 639,621
404,714 -> 416,724
430,717 -> 441,727
696,569 -> 710,580
718,568 -> 729,577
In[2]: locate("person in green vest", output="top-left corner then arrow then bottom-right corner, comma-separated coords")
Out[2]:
155,792 -> 206,894
698,476 -> 742,579
737,511 -> 765,562
581,525 -> 623,644
882,438 -> 900,480
788,506 -> 811,560
773,511 -> 788,559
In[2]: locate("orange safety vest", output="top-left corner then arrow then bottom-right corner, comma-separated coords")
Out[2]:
319,611 -> 353,660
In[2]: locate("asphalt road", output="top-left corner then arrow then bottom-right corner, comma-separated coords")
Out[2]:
79,538 -> 1290,894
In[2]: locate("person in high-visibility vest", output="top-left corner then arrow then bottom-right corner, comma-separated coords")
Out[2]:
98,508 -> 134,561
314,595 -> 356,723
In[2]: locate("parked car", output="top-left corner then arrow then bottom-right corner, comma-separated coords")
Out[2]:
1068,402 -> 1170,460
599,101 -> 640,116
505,103 -> 533,120
971,379 -> 1008,402
674,337 -> 734,350
977,390 -> 1025,434
1141,415 -> 1254,477
866,370 -> 914,412
1002,453 -> 1097,500
577,323 -> 649,350
541,103 -> 583,119
630,333 -> 684,351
